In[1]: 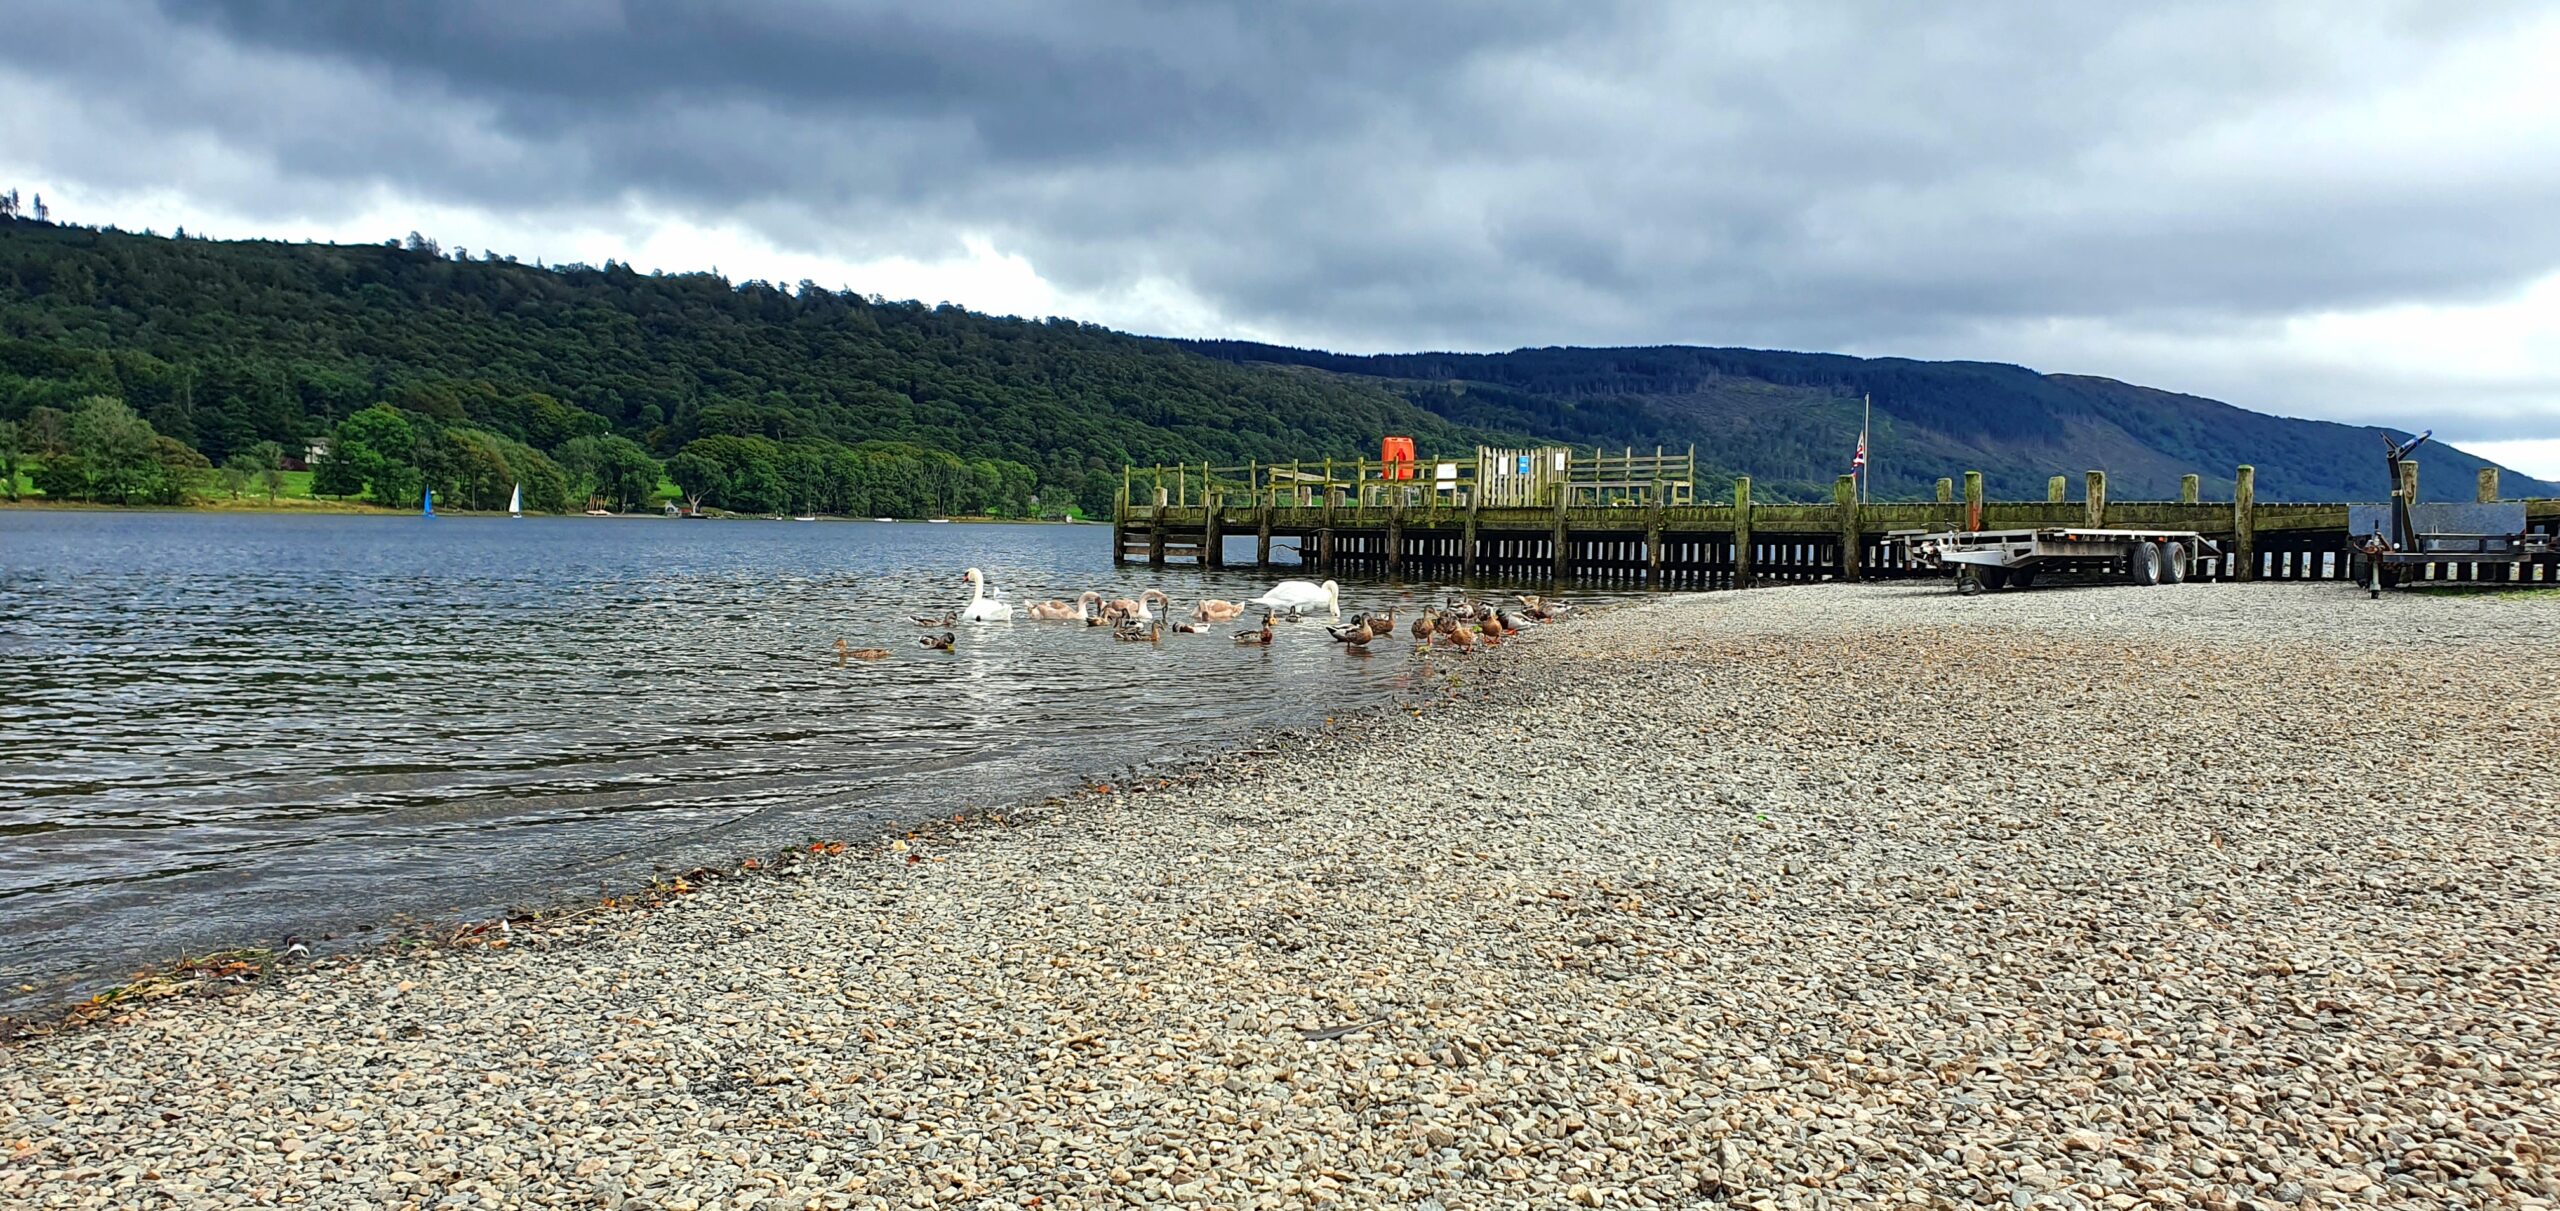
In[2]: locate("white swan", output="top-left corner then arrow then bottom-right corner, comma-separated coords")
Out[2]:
959,568 -> 1014,622
1252,578 -> 1341,618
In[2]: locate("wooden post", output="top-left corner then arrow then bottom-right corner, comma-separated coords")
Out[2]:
1112,466 -> 1130,565
1935,477 -> 1953,503
1834,474 -> 1861,582
2084,470 -> 2106,529
1963,471 -> 1984,532
1384,493 -> 1404,575
1550,464 -> 1572,582
1202,489 -> 1223,568
2180,474 -> 2200,504
1255,501 -> 1272,568
1148,498 -> 1167,566
1176,464 -> 1186,508
1461,495 -> 1480,579
2478,466 -> 2499,503
1732,475 -> 1754,589
2397,458 -> 2419,505
2047,475 -> 2067,504
2233,464 -> 2256,582
1644,492 -> 1665,584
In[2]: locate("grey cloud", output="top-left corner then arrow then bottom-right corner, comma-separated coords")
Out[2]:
3,0 -> 2556,432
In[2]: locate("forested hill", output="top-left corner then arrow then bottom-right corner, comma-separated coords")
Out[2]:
1178,341 -> 2557,503
0,217 -> 1499,515
3,216 -> 2542,512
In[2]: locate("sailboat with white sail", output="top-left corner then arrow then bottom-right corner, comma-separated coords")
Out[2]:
508,483 -> 522,518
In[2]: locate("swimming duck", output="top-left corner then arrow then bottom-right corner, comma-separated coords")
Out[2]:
1233,615 -> 1277,645
835,639 -> 891,663
919,631 -> 955,652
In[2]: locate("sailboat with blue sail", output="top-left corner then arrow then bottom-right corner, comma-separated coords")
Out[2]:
422,487 -> 433,518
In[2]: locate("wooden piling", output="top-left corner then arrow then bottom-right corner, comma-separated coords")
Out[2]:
1834,475 -> 1861,581
2180,474 -> 2200,504
1935,477 -> 1953,503
1384,494 -> 1404,575
2478,466 -> 2499,503
2047,475 -> 2067,504
2084,470 -> 2106,528
2233,465 -> 2256,581
1550,475 -> 1571,582
1111,470 -> 1129,565
1255,502 -> 1272,568
1963,471 -> 1984,532
1645,493 -> 1665,584
1202,490 -> 1223,568
1148,499 -> 1167,566
1732,476 -> 1754,588
1461,495 -> 1480,579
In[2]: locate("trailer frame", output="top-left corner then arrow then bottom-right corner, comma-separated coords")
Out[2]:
1900,527 -> 2221,593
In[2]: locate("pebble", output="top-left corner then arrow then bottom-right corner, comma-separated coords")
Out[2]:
3,583 -> 2556,1209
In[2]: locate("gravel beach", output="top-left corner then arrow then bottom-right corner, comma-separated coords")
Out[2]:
6,582 -> 2557,1210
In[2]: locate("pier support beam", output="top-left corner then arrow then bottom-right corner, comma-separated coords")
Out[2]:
1385,495 -> 1404,575
1834,474 -> 1861,582
2084,470 -> 2107,529
2479,466 -> 2500,503
2048,475 -> 2067,504
1550,485 -> 1571,582
2181,474 -> 2200,504
2233,464 -> 2256,581
1461,498 -> 1479,579
1148,501 -> 1167,567
1111,471 -> 1130,565
1645,496 -> 1665,584
1963,471 -> 1984,532
1733,476 -> 1754,588
1202,491 -> 1223,568
1255,503 -> 1272,568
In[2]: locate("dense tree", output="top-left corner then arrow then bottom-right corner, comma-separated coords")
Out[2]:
665,451 -> 726,513
332,404 -> 421,508
65,396 -> 158,504
0,418 -> 18,500
555,434 -> 659,512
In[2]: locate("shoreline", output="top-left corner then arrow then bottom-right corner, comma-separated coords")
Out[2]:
0,499 -> 1090,522
5,584 -> 2555,1208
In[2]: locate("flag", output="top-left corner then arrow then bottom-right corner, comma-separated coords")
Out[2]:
1850,430 -> 1867,470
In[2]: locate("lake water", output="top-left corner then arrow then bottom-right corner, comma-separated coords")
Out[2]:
0,510 -> 1607,1010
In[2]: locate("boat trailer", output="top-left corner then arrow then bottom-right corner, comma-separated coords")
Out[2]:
2347,430 -> 2556,597
1900,526 -> 2220,594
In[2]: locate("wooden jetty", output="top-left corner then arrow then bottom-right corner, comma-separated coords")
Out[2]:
1112,450 -> 2560,587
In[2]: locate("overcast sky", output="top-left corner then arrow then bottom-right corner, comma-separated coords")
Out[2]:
5,1 -> 2557,473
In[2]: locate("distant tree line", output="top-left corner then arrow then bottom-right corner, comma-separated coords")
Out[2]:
0,211 -> 1521,516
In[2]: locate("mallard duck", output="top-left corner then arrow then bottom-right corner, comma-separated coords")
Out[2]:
835,639 -> 890,663
912,609 -> 957,627
919,631 -> 955,652
1326,619 -> 1376,647
1114,617 -> 1163,644
1410,609 -> 1439,642
1173,620 -> 1213,634
1233,615 -> 1276,645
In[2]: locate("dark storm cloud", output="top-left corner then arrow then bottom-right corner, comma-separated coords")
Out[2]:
4,0 -> 2556,421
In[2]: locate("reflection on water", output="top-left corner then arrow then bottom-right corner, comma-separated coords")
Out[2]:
0,510 -> 1630,1007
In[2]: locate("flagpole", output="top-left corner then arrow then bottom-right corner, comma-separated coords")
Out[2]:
1862,393 -> 1872,505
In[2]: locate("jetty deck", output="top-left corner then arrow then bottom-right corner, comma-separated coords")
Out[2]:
1114,452 -> 2560,586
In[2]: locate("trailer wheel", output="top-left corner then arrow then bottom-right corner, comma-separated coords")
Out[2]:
2126,541 -> 2162,586
2008,567 -> 2038,590
2161,541 -> 2189,584
1975,566 -> 2010,592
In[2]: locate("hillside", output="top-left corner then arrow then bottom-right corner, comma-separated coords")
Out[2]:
1,216 -> 2544,510
1179,342 -> 2557,503
0,217 -> 1508,515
